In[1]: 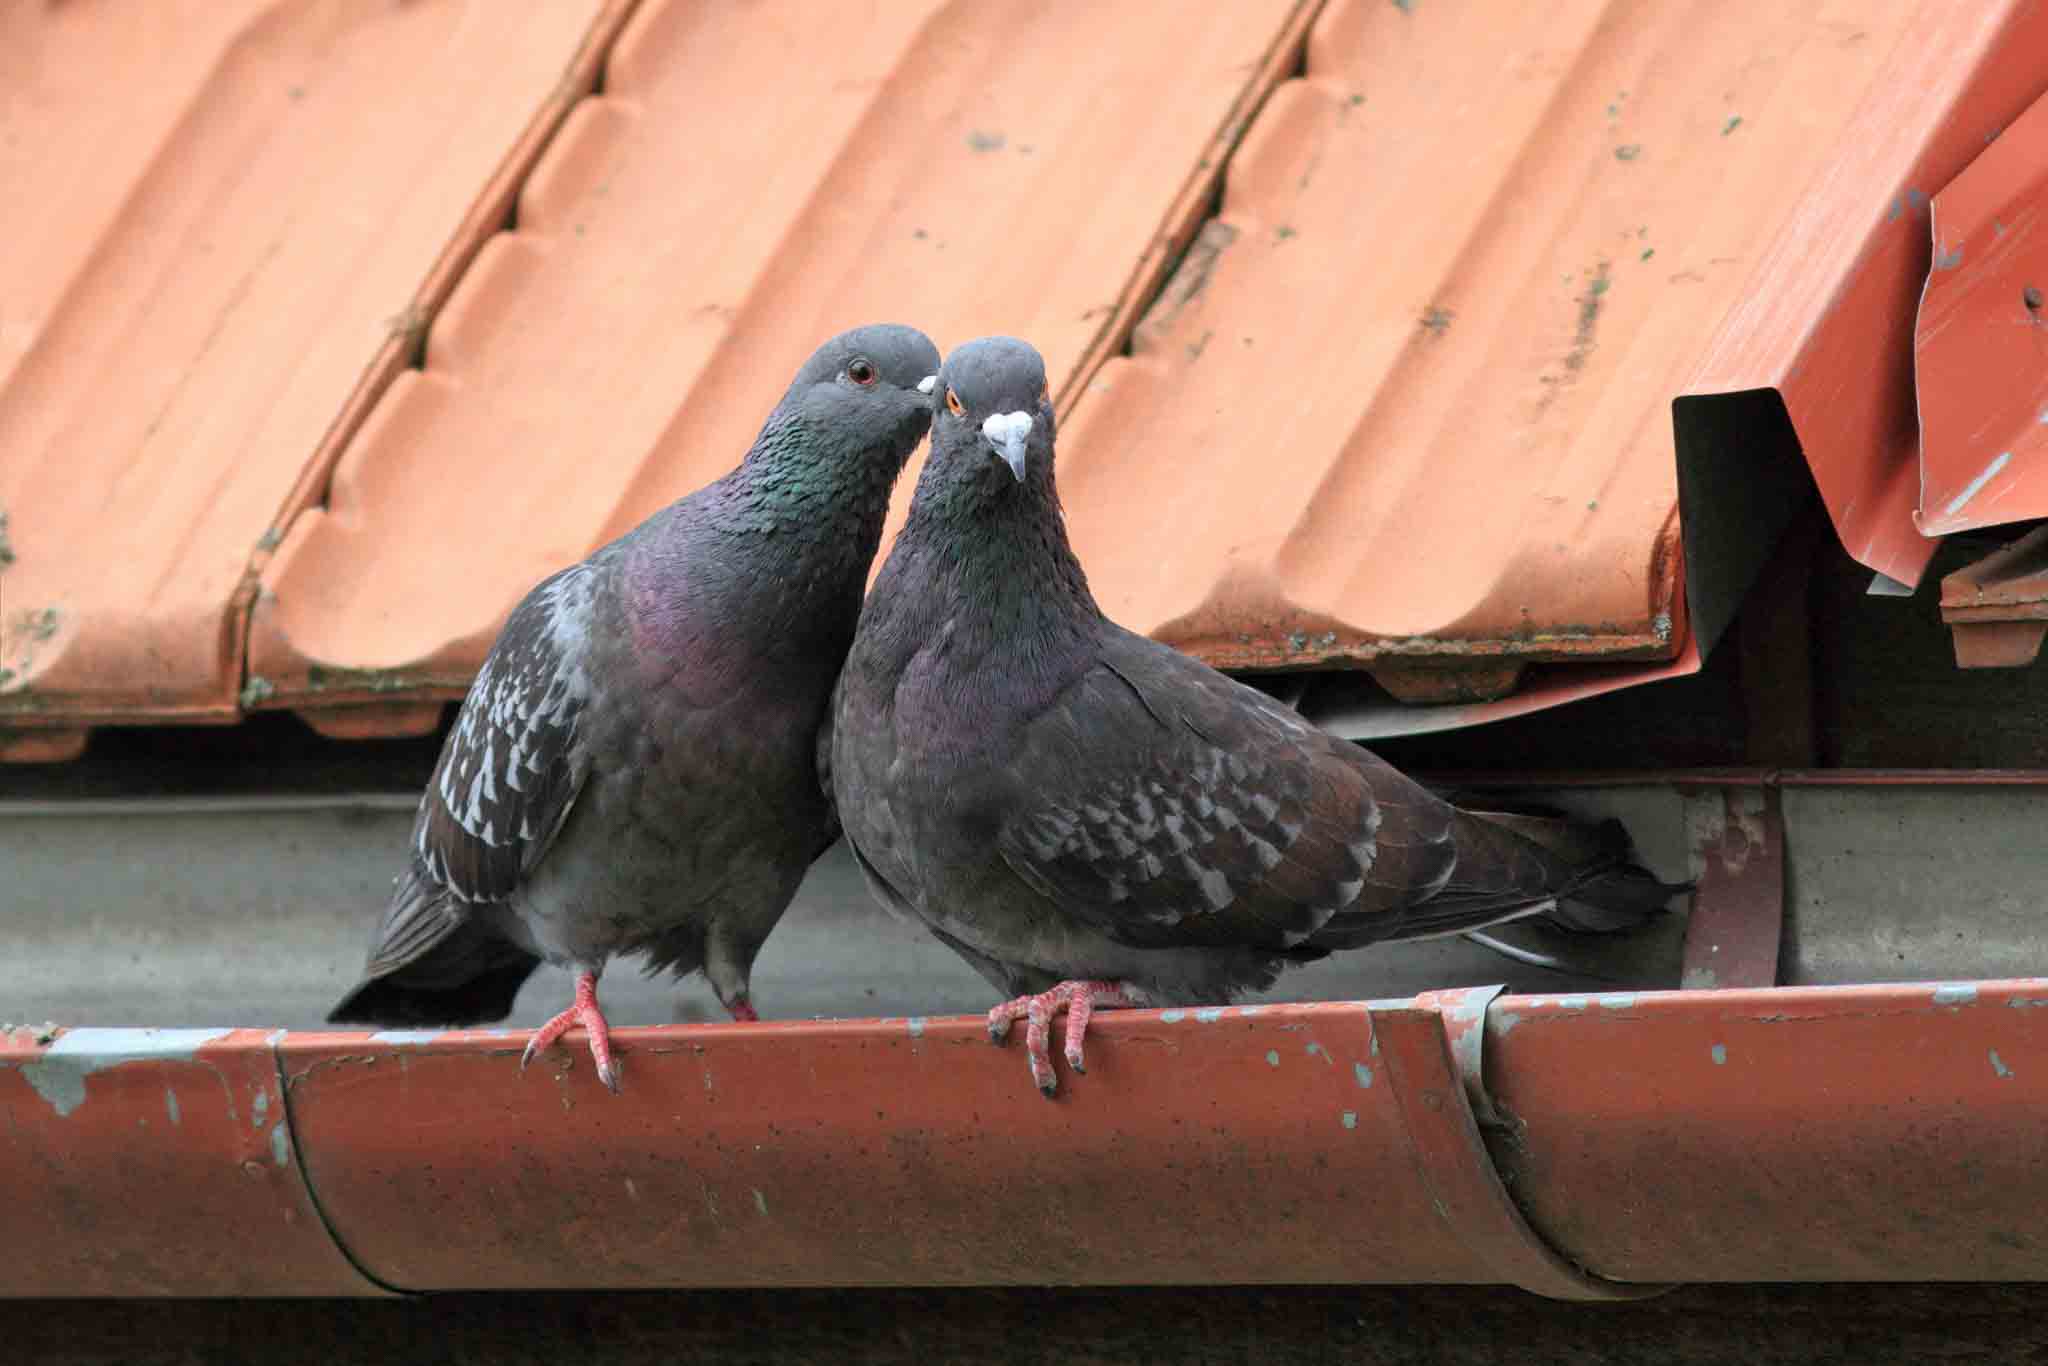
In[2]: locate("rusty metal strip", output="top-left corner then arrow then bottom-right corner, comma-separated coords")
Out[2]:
0,1027 -> 386,1297
1680,786 -> 1785,990
1373,996 -> 1670,1302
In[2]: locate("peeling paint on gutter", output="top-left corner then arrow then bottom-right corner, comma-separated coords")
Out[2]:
10,983 -> 2048,1297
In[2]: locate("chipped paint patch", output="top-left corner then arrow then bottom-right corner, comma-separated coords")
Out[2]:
624,1178 -> 641,1202
1943,451 -> 2010,517
1933,984 -> 1978,1006
1238,1005 -> 1265,1016
905,1017 -> 926,1039
1710,1044 -> 1728,1065
1492,1011 -> 1522,1035
1304,1042 -> 1333,1065
1265,1049 -> 1281,1067
1353,1062 -> 1374,1089
370,1023 -> 446,1048
270,1121 -> 291,1167
1558,996 -> 1591,1011
20,1028 -> 233,1118
164,1087 -> 182,1126
752,1188 -> 769,1217
2007,997 -> 2048,1010
1341,1110 -> 1359,1130
1933,242 -> 1965,270
1597,993 -> 1638,1010
251,1088 -> 270,1129
264,1028 -> 289,1047
1159,1009 -> 1186,1024
1194,1007 -> 1225,1023
1991,1049 -> 2014,1079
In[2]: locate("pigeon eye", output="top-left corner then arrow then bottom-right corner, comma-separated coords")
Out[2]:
847,359 -> 877,386
945,387 -> 965,417
1039,382 -> 1050,405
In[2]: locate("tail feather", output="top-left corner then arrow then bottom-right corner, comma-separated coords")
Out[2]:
1308,809 -> 1688,953
1468,811 -> 1692,935
327,864 -> 541,1027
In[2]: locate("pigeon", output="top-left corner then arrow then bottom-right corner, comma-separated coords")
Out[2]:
329,323 -> 942,1091
826,336 -> 1684,1096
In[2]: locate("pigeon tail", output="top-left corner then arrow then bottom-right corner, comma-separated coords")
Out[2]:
326,919 -> 542,1027
1467,810 -> 1692,935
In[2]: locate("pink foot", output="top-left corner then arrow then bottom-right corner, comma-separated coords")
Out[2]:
726,996 -> 759,1023
520,971 -> 620,1093
986,980 -> 1133,1097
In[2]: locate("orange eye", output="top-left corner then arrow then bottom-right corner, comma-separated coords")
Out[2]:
847,358 -> 877,386
945,387 -> 964,417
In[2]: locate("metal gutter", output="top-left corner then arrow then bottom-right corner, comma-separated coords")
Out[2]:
7,980 -> 2048,1297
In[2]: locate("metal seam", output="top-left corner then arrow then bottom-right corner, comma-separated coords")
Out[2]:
1373,993 -> 1673,1301
269,1040 -> 412,1298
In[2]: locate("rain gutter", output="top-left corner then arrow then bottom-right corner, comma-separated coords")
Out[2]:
7,979 -> 2047,1297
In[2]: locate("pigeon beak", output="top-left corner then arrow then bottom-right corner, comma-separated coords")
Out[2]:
917,374 -> 937,395
982,411 -> 1031,483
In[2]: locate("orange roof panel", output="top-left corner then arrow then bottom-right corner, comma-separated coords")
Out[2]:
249,0 -> 1313,726
0,0 -> 609,738
1688,1 -> 2048,585
1055,0 -> 1928,682
1915,86 -> 2048,537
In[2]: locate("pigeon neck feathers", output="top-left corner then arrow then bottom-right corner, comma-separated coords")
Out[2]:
880,425 -> 1103,673
628,406 -> 917,680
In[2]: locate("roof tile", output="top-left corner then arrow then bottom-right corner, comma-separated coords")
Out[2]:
250,0 -> 1310,721
0,0 -> 610,735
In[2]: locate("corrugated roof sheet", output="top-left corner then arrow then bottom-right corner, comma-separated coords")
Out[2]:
0,0 -> 616,751
246,0 -> 1314,733
1059,0 -> 1924,683
5,0 -> 2047,755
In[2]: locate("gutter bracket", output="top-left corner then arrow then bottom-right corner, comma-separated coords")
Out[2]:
1374,989 -> 1673,1302
1681,784 -> 1786,989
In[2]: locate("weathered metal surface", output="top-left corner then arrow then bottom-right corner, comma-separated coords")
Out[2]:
1682,2 -> 2048,590
1061,0 -> 1925,688
1487,979 -> 2048,1282
1916,86 -> 2048,536
1376,990 -> 1666,1301
12,981 -> 2048,1297
0,0 -> 617,743
0,795 -> 1692,1031
280,1006 -> 1490,1291
1307,642 -> 1702,742
0,1026 -> 382,1297
1679,787 -> 1785,990
1939,523 -> 2048,667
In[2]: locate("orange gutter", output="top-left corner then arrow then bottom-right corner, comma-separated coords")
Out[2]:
8,981 -> 2048,1296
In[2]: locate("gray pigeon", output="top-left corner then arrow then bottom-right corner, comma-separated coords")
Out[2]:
329,323 -> 941,1091
826,336 -> 1683,1095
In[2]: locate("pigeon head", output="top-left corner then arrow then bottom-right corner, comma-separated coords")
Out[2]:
782,323 -> 942,458
928,336 -> 1055,493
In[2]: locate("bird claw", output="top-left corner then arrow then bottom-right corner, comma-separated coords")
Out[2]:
985,980 -> 1132,1097
520,971 -> 620,1093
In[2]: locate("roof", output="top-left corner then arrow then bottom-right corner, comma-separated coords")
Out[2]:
4,0 -> 2047,757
